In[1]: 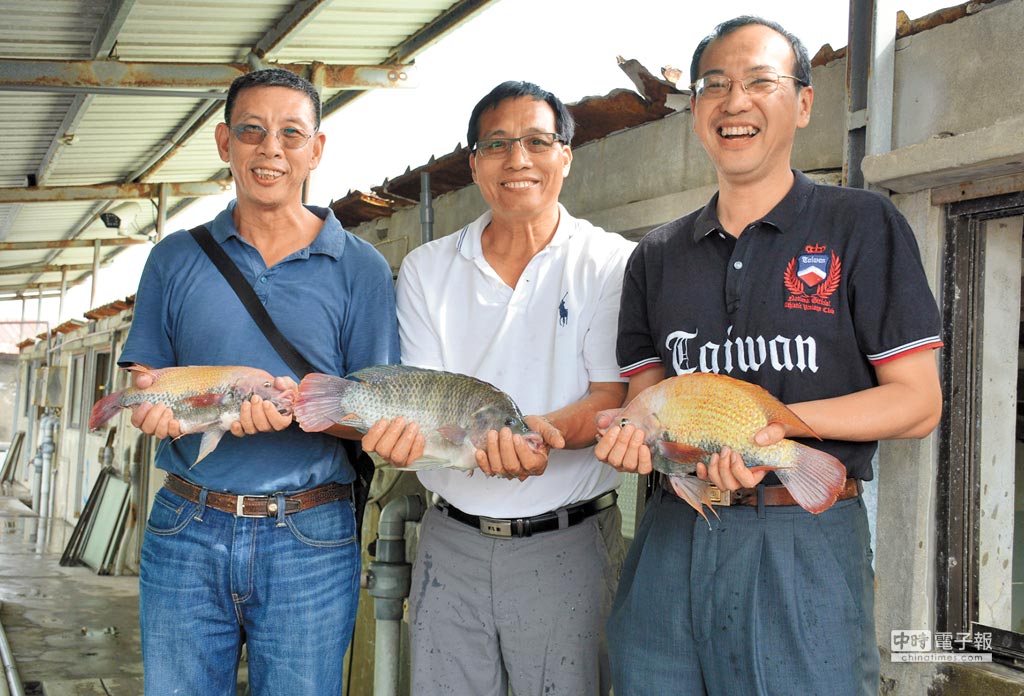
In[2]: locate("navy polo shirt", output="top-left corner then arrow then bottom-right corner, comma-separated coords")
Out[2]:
120,201 -> 399,494
617,171 -> 942,480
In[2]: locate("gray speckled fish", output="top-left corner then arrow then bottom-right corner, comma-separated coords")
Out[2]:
294,365 -> 544,471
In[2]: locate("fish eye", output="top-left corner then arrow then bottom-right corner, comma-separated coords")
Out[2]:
504,417 -> 518,428
263,381 -> 271,388
619,418 -> 629,428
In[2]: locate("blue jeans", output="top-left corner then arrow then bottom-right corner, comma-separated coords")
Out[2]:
607,488 -> 878,696
140,485 -> 360,696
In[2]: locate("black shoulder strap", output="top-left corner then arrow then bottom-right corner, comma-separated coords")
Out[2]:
189,225 -> 316,378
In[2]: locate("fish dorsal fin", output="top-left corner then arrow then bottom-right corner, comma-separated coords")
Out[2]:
346,365 -> 432,384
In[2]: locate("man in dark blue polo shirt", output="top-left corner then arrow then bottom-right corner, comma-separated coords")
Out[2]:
595,16 -> 942,696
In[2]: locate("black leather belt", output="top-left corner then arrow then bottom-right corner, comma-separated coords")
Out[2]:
437,490 -> 617,538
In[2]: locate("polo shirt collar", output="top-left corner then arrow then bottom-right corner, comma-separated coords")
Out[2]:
209,200 -> 345,260
457,203 -> 575,261
692,169 -> 814,242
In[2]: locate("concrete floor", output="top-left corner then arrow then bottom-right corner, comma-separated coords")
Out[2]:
0,492 -> 143,695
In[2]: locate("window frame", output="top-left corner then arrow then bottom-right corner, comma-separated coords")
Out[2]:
938,190 -> 1024,666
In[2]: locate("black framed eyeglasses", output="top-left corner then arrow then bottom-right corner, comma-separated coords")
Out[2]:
228,123 -> 315,149
691,69 -> 807,99
474,133 -> 564,159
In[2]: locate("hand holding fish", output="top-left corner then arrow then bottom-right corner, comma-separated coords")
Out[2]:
361,417 -> 427,468
230,376 -> 298,437
695,423 -> 788,490
129,368 -> 183,440
594,420 -> 653,475
475,414 -> 558,480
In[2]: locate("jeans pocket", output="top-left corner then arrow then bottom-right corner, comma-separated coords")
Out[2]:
146,488 -> 198,536
285,499 -> 357,548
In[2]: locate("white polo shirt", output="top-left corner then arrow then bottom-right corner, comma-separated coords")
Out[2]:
396,205 -> 636,517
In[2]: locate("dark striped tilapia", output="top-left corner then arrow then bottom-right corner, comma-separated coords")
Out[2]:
294,365 -> 544,471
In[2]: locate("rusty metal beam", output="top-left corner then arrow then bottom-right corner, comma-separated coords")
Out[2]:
0,178 -> 233,204
252,0 -> 331,60
0,281 -> 80,293
0,238 -> 148,252
0,263 -> 95,276
0,59 -> 414,96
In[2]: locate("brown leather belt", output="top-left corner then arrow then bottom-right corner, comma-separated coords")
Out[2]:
164,473 -> 350,518
663,475 -> 860,507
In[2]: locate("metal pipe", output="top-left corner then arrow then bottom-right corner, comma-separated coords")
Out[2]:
365,494 -> 426,696
38,413 -> 58,519
0,602 -> 27,696
419,172 -> 433,246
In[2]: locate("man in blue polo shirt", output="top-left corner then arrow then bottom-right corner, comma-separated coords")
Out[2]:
120,68 -> 398,695
595,16 -> 943,696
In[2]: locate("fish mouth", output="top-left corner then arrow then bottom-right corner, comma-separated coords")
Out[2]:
522,431 -> 546,453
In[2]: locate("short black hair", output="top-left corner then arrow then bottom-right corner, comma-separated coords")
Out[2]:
689,16 -> 812,89
224,68 -> 322,130
467,81 -> 575,150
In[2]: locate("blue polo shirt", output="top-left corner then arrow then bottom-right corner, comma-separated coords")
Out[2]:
119,201 -> 399,494
617,171 -> 942,480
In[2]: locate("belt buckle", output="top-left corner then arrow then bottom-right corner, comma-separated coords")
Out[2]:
478,517 -> 513,538
707,485 -> 732,507
235,494 -> 267,518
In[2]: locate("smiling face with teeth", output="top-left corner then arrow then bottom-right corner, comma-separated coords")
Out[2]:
469,96 -> 572,228
215,86 -> 324,214
691,24 -> 813,192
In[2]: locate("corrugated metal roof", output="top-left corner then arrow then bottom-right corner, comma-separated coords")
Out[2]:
0,0 -> 498,303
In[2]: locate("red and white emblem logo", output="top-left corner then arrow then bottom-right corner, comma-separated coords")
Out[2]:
784,244 -> 841,315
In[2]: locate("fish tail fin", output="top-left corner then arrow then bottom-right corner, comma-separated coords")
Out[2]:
774,443 -> 848,514
667,474 -> 720,527
294,373 -> 355,433
88,391 -> 122,430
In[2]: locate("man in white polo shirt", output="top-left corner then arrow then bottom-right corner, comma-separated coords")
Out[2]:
363,81 -> 635,696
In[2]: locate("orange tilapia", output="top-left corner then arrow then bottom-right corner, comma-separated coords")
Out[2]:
89,365 -> 295,465
597,373 -> 846,518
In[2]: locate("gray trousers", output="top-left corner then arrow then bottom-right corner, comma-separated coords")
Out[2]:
408,503 -> 624,696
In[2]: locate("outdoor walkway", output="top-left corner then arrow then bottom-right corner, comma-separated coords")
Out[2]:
0,490 -> 143,695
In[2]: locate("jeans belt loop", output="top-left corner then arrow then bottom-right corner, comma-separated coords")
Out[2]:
757,484 -> 766,519
556,507 -> 570,530
195,488 -> 209,522
274,493 -> 288,527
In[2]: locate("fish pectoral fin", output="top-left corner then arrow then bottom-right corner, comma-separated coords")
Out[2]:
190,428 -> 228,468
335,413 -> 368,430
655,441 -> 709,465
666,474 -> 720,527
436,425 -> 468,446
183,393 -> 227,408
407,455 -> 451,471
